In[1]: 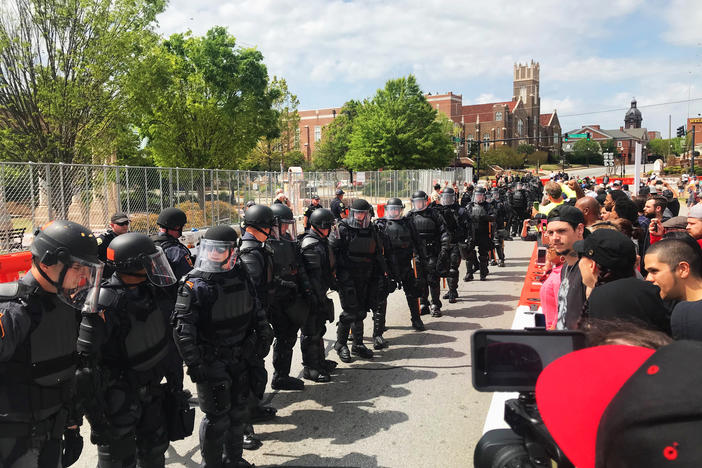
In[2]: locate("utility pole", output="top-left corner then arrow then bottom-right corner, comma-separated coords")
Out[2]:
668,114 -> 672,158
693,126 -> 696,175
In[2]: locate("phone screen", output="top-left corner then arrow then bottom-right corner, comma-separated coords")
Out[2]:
536,247 -> 547,265
472,329 -> 586,392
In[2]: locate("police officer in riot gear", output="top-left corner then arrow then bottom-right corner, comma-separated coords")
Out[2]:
76,232 -> 180,468
267,203 -> 313,391
0,220 -> 103,467
490,187 -> 508,267
466,187 -> 495,281
172,226 -> 273,468
508,182 -> 529,237
460,184 -> 474,208
373,198 -> 428,348
331,198 -> 386,363
299,208 -> 337,382
407,191 -> 449,317
435,188 -> 469,304
238,205 -> 277,444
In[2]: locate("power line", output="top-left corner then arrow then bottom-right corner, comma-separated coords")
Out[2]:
560,97 -> 702,118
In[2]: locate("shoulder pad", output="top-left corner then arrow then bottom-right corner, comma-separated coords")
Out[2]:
0,282 -> 34,302
301,236 -> 320,250
97,283 -> 124,310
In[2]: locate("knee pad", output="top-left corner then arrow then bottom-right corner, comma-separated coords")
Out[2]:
201,413 -> 230,441
197,380 -> 232,416
97,436 -> 136,467
448,268 -> 459,279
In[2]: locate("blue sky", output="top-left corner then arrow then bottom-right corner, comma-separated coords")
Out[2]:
158,0 -> 702,137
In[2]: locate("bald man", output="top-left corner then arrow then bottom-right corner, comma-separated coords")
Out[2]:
575,196 -> 601,230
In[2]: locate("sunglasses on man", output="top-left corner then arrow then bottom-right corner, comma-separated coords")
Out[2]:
115,221 -> 130,226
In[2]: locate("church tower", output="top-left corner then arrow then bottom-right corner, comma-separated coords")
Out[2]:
513,60 -> 541,140
624,98 -> 642,129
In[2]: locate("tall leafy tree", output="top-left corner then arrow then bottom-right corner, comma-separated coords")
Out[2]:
128,27 -> 280,170
311,100 -> 360,171
345,75 -> 453,170
0,0 -> 165,163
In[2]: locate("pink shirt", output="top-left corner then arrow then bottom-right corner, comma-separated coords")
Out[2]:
540,263 -> 563,329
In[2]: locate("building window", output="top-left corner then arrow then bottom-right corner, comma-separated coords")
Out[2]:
517,119 -> 523,136
617,141 -> 623,148
314,126 -> 321,142
495,111 -> 503,121
295,128 -> 300,150
520,87 -> 527,102
483,133 -> 490,149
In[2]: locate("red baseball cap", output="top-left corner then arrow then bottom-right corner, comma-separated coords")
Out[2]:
536,341 -> 702,468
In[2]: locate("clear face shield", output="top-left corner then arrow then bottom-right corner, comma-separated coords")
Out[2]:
384,205 -> 404,220
194,239 -> 237,273
485,192 -> 494,203
411,197 -> 428,212
142,247 -> 177,287
57,256 -> 103,314
440,192 -> 456,206
347,209 -> 371,229
273,219 -> 298,241
492,191 -> 500,201
473,192 -> 486,204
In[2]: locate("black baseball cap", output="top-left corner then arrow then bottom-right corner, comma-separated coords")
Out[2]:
536,340 -> 702,468
335,188 -> 345,196
311,194 -> 320,200
573,228 -> 635,271
547,205 -> 585,228
111,212 -> 129,223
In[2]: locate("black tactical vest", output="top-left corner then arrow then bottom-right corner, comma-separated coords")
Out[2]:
346,228 -> 377,264
385,219 -> 412,251
512,190 -> 527,209
411,211 -> 438,242
98,283 -> 170,373
267,239 -> 298,283
204,273 -> 253,344
0,282 -> 77,422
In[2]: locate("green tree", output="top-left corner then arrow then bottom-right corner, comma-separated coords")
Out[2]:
311,100 -> 360,171
482,145 -> 524,169
516,144 -> 535,155
649,137 -> 686,157
241,77 -> 301,171
600,139 -> 617,154
344,75 -> 453,170
0,0 -> 165,163
128,27 -> 280,170
572,139 -> 602,166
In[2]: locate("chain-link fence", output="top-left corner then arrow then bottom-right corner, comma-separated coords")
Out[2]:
0,162 -> 472,252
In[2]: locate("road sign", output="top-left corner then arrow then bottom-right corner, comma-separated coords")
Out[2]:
570,133 -> 588,138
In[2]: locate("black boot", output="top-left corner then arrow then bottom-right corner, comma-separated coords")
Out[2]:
409,299 -> 426,331
498,259 -> 505,267
351,321 -> 373,359
322,359 -> 338,373
420,304 -> 431,315
372,309 -> 388,349
373,335 -> 388,350
303,367 -> 331,382
448,289 -> 458,304
442,291 -> 450,299
334,322 -> 353,363
464,272 -> 473,282
430,304 -> 442,317
411,316 -> 426,331
242,424 -> 262,451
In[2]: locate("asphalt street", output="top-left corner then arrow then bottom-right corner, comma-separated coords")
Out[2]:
74,239 -> 533,468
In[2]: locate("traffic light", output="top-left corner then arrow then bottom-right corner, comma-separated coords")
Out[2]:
586,132 -> 591,141
564,133 -> 569,142
677,126 -> 686,138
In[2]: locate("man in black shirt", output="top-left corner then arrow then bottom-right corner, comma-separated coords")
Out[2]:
96,212 -> 130,277
303,195 -> 323,231
644,238 -> 702,340
330,189 -> 346,220
545,205 -> 585,329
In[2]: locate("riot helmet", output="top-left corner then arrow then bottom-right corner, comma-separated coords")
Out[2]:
157,207 -> 187,236
245,200 -> 256,210
195,225 -> 239,273
30,220 -> 103,313
491,188 -> 501,201
441,187 -> 456,206
309,208 -> 335,237
473,187 -> 487,204
516,182 -> 523,191
384,198 -> 404,220
347,198 -> 372,229
106,232 -> 176,287
411,190 -> 428,212
243,204 -> 274,238
271,203 -> 297,241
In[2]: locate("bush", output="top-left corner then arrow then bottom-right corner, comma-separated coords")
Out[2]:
129,213 -> 159,233
662,166 -> 683,174
526,150 -> 548,165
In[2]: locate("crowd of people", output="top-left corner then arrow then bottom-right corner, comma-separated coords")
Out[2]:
0,175 -> 542,468
524,172 -> 702,467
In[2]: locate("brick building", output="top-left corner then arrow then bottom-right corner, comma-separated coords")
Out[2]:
296,60 -> 561,162
564,100 -> 650,164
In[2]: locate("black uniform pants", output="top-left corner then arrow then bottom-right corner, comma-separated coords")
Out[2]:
336,269 -> 380,345
197,359 -> 250,468
510,209 -> 528,236
269,296 -> 302,378
91,379 -> 168,468
417,253 -> 441,310
469,233 -> 492,277
443,244 -> 461,292
300,308 -> 328,371
372,264 -> 421,335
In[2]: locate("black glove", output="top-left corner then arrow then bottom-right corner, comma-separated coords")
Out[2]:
187,364 -> 208,383
255,323 -> 274,359
61,429 -> 84,467
386,277 -> 397,294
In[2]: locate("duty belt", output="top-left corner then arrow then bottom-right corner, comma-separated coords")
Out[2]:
0,408 -> 66,440
202,345 -> 244,362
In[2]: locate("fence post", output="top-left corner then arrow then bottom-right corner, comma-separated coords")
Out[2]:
29,163 -> 36,231
115,166 -> 121,213
125,166 -> 131,216
144,167 -> 149,234
210,169 -> 215,226
84,166 -> 90,227
102,166 -> 108,226
159,168 -> 164,212
59,164 -> 66,219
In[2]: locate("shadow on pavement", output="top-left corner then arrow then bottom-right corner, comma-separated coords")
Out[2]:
264,452 -> 384,467
387,331 -> 457,346
450,304 -> 511,319
166,444 -> 200,467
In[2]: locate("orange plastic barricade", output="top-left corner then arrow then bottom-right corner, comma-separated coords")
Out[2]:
0,251 -> 32,283
518,243 -> 546,307
376,203 -> 385,219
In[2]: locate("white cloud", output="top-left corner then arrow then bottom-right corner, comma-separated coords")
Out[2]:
475,93 -> 498,104
661,0 -> 702,46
